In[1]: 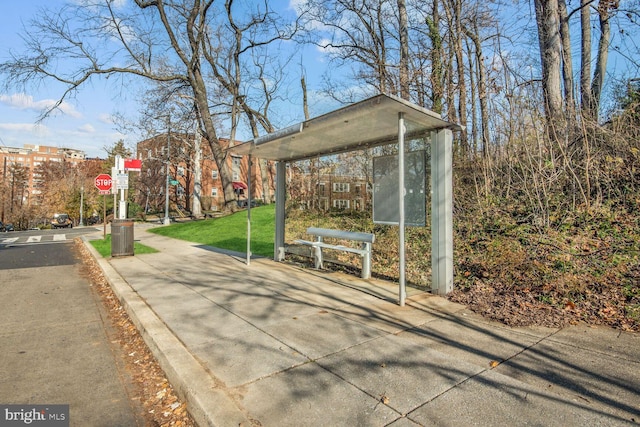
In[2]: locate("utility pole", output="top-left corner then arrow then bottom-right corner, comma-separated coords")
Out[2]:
1,157 -> 6,223
79,185 -> 84,226
164,119 -> 171,225
192,127 -> 202,218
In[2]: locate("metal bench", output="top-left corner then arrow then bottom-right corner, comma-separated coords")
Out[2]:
294,227 -> 375,279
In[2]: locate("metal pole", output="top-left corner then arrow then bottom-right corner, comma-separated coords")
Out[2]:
398,112 -> 406,306
246,154 -> 252,265
103,195 -> 107,239
164,121 -> 171,225
275,161 -> 286,261
1,157 -> 6,223
79,185 -> 84,226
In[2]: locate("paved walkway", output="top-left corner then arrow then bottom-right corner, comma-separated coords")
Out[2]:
86,224 -> 640,426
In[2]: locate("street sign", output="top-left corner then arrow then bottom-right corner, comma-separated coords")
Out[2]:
95,174 -> 112,194
124,158 -> 142,171
116,173 -> 129,190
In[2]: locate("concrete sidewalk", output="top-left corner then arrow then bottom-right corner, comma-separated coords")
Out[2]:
86,224 -> 640,426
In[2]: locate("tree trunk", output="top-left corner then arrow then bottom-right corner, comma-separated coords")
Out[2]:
558,0 -> 575,111
464,24 -> 489,157
591,2 -> 612,118
191,128 -> 203,217
397,0 -> 409,100
426,2 -> 444,114
534,0 -> 565,143
580,0 -> 593,118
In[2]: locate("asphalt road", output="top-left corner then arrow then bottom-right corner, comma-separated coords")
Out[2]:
0,228 -> 97,269
0,228 -> 146,426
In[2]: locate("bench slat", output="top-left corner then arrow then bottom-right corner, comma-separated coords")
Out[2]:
306,227 -> 375,243
294,240 -> 368,256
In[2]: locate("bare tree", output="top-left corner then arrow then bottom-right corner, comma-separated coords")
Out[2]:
0,0 -> 298,211
303,0 -> 398,98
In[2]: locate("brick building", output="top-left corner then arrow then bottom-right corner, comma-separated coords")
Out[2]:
135,134 -> 275,213
0,144 -> 86,207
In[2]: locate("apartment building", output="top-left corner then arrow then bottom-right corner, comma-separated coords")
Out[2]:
0,144 -> 86,205
288,169 -> 371,212
136,134 -> 274,213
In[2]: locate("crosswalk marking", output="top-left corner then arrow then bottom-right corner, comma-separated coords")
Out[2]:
0,234 -> 75,246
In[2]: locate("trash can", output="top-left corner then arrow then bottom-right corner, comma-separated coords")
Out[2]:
111,219 -> 134,257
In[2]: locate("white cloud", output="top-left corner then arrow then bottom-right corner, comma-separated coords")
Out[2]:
78,123 -> 96,133
0,93 -> 83,119
0,122 -> 35,132
98,113 -> 114,124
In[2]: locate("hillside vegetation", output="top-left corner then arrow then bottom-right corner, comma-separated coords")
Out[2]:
286,87 -> 640,332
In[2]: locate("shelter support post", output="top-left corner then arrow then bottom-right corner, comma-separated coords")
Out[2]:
398,112 -> 407,306
246,154 -> 252,266
275,161 -> 286,261
431,129 -> 454,295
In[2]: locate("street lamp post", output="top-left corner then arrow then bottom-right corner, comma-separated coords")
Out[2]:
79,185 -> 84,226
163,119 -> 171,225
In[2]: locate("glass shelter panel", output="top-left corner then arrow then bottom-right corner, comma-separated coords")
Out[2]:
373,149 -> 427,226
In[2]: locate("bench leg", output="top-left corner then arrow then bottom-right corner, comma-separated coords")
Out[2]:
314,238 -> 323,270
361,243 -> 371,279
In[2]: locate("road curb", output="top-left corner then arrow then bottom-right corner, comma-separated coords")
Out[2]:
82,237 -> 251,427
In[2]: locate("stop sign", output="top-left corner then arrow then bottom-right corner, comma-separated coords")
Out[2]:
95,173 -> 113,192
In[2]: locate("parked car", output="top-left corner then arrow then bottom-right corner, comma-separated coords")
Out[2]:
3,223 -> 14,232
52,213 -> 73,229
0,221 -> 4,232
236,199 -> 260,208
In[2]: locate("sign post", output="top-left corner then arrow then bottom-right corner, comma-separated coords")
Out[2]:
95,174 -> 112,239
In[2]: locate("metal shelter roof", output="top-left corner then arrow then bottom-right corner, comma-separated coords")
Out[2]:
229,93 -> 460,161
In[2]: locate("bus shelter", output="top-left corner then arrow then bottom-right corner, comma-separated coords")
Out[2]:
230,94 -> 460,305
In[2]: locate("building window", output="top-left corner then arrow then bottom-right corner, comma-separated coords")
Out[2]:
212,170 -> 218,179
232,156 -> 241,181
176,185 -> 184,196
333,182 -> 350,193
211,188 -> 218,197
177,166 -> 185,176
333,199 -> 350,209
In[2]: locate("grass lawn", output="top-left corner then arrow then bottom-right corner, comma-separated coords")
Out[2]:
89,234 -> 159,258
148,204 -> 275,258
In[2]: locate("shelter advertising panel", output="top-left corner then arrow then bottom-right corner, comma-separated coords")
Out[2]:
373,150 -> 427,226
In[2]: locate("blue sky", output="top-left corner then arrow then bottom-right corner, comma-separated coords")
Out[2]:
0,0 -> 133,157
0,0 -> 131,158
0,0 -> 329,159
